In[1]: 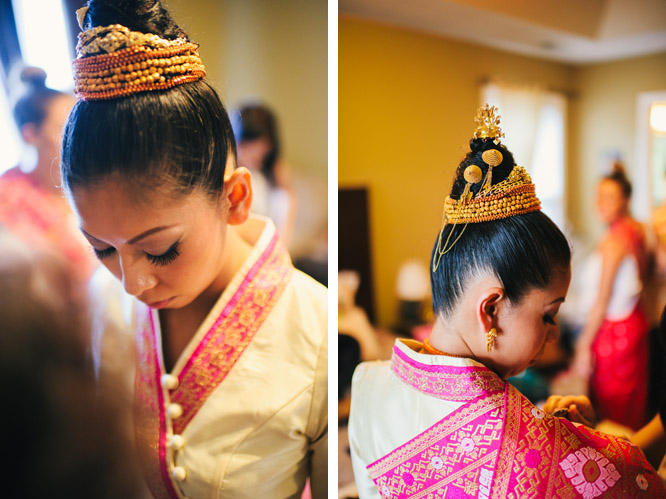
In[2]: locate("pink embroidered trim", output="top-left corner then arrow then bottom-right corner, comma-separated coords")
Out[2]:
170,232 -> 293,434
391,345 -> 504,401
151,312 -> 180,498
134,310 -> 180,498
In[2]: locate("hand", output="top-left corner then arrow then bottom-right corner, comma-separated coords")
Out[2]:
543,395 -> 596,427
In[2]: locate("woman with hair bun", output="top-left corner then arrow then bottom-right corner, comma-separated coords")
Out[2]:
348,106 -> 664,498
572,161 -> 650,431
0,67 -> 94,283
61,1 -> 327,497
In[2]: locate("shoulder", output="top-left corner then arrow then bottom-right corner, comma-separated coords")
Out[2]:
282,269 -> 328,328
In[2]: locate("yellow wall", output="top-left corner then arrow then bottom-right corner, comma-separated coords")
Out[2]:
339,15 -> 577,327
170,0 -> 327,176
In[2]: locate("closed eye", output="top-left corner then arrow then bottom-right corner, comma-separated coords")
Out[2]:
146,241 -> 180,267
543,314 -> 557,326
93,247 -> 115,260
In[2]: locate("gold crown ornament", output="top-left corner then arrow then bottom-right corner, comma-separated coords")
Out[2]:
72,15 -> 205,101
432,105 -> 541,271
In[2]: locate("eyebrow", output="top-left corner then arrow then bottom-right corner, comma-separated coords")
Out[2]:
548,297 -> 566,305
81,225 -> 175,245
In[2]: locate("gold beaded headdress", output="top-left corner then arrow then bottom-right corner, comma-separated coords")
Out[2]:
432,105 -> 541,271
72,7 -> 205,101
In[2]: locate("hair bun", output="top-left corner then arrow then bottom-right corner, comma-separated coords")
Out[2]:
85,0 -> 186,39
611,160 -> 626,177
469,137 -> 486,154
20,67 -> 48,90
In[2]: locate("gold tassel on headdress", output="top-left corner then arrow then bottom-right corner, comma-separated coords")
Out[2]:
432,164 -> 483,272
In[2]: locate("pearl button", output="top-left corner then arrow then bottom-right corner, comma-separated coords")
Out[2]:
161,374 -> 179,390
170,434 -> 185,450
172,466 -> 187,481
167,403 -> 183,419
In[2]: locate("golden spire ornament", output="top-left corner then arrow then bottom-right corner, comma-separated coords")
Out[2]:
473,104 -> 504,142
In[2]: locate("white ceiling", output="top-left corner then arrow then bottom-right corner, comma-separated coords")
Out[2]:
339,0 -> 666,65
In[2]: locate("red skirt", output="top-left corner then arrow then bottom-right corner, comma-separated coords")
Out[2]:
590,304 -> 649,431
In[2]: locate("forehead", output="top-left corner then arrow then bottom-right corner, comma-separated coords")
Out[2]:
598,178 -> 623,195
70,177 -> 216,237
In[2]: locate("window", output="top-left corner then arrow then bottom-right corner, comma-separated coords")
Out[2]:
481,82 -> 567,229
0,0 -> 73,175
11,0 -> 73,91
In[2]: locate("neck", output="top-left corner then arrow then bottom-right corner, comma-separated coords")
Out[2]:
428,317 -> 476,360
201,225 -> 253,305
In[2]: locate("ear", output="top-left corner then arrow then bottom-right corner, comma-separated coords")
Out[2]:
475,286 -> 504,334
21,123 -> 38,145
223,166 -> 253,225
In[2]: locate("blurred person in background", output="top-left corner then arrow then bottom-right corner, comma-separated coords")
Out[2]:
235,102 -> 297,247
573,161 -> 651,430
0,66 -> 95,283
0,228 -> 144,499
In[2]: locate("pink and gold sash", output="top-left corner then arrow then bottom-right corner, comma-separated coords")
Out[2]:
134,230 -> 292,498
368,344 -> 666,498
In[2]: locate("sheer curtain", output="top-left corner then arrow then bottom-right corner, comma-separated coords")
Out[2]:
482,82 -> 567,229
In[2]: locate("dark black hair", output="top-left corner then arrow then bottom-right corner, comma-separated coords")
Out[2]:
604,161 -> 632,199
12,67 -> 65,129
235,103 -> 280,185
431,136 -> 571,317
61,0 -> 235,199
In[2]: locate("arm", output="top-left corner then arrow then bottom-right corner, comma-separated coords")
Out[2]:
572,235 -> 625,376
631,414 -> 666,470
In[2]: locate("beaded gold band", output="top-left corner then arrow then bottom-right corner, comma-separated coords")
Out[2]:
444,166 -> 540,224
73,24 -> 205,101
73,42 -> 205,100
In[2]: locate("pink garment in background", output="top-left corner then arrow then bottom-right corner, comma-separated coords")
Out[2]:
0,167 -> 95,283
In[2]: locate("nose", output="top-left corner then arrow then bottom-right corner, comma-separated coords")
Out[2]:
119,255 -> 157,297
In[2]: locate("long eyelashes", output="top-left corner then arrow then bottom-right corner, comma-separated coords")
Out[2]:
146,241 -> 180,266
93,247 -> 115,260
92,241 -> 181,267
543,314 -> 557,326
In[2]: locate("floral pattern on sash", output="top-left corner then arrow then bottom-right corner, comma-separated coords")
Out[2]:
133,228 -> 292,498
371,343 -> 666,499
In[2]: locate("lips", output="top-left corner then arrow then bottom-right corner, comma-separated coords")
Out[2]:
146,297 -> 174,309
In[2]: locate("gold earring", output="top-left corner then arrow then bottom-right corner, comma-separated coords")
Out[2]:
486,327 -> 497,352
